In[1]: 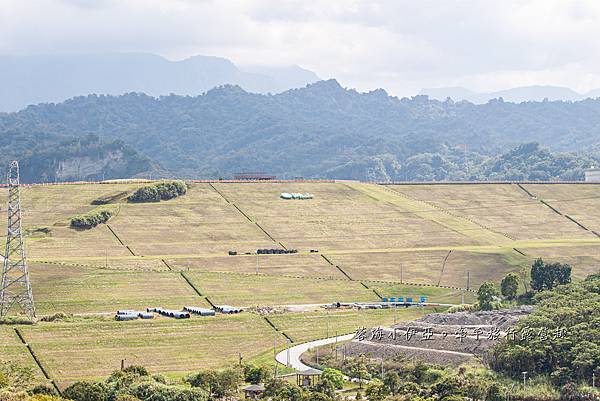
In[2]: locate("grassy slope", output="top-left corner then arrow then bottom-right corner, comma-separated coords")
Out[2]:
1,181 -> 599,385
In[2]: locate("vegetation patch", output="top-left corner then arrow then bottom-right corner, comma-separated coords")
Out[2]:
24,227 -> 52,238
70,206 -> 117,230
91,191 -> 130,205
128,181 -> 188,203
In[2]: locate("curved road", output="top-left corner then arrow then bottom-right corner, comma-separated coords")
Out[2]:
275,334 -> 355,371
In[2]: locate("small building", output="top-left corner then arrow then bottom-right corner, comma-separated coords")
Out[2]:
242,384 -> 265,399
233,173 -> 276,181
585,168 -> 600,182
296,368 -> 322,387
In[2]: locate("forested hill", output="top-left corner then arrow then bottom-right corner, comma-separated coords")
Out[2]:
2,79 -> 600,182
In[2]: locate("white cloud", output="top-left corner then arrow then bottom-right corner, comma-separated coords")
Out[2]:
1,0 -> 600,95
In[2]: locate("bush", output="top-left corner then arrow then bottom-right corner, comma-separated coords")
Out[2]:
63,381 -> 109,401
40,312 -> 71,322
29,384 -> 58,396
128,181 -> 187,203
243,364 -> 271,385
70,207 -> 116,229
129,382 -> 207,401
447,304 -> 476,313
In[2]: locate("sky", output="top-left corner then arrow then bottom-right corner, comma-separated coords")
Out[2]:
2,0 -> 600,96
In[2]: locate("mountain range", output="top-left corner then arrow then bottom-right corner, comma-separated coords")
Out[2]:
0,53 -> 320,112
421,85 -> 600,104
2,79 -> 600,182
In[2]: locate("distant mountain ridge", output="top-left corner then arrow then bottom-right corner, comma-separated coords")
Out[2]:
2,79 -> 600,182
420,85 -> 600,104
0,53 -> 320,112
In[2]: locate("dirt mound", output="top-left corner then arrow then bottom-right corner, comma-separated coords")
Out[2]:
414,306 -> 533,329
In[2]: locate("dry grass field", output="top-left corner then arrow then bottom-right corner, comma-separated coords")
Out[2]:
523,184 -> 600,234
167,253 -> 344,279
323,248 -> 527,288
0,326 -> 47,382
19,313 -> 284,388
185,272 -> 377,307
213,182 -> 477,252
1,180 -> 600,385
389,184 -> 594,241
29,263 -> 208,315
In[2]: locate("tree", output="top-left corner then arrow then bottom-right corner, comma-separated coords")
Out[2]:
477,281 -> 499,311
186,368 -> 242,399
243,364 -> 271,385
264,379 -> 305,401
383,371 -> 401,395
531,258 -> 572,292
346,356 -> 371,388
320,369 -> 344,390
365,380 -> 389,401
501,273 -> 520,299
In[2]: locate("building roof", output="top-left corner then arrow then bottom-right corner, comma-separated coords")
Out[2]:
243,384 -> 266,391
297,368 -> 322,376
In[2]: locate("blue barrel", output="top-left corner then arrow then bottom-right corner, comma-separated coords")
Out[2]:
397,297 -> 404,302
382,297 -> 388,302
407,297 -> 413,303
420,296 -> 427,303
390,297 -> 396,302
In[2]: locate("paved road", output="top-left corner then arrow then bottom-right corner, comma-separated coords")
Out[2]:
275,333 -> 355,371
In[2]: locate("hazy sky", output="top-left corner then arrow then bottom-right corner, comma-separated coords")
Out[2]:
2,0 -> 600,96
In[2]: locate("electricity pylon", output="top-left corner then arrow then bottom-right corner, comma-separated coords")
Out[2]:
0,161 -> 35,320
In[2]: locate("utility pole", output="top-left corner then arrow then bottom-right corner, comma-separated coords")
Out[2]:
400,263 -> 403,284
467,271 -> 471,291
522,371 -> 527,389
0,161 -> 36,320
593,371 -> 595,388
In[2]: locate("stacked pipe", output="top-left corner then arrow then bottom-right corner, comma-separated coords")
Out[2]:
216,305 -> 242,314
147,307 -> 190,319
184,306 -> 216,316
256,249 -> 298,254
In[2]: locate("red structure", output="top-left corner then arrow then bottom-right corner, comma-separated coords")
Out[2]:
233,172 -> 276,181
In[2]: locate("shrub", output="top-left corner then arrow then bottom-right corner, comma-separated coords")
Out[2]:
129,382 -> 207,401
447,304 -> 476,313
70,207 -> 116,229
477,281 -> 500,311
40,312 -> 71,322
501,273 -> 520,299
29,384 -> 58,396
63,381 -> 109,401
128,181 -> 187,203
243,364 -> 271,385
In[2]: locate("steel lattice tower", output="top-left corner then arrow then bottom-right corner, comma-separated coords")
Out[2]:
0,161 -> 35,320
